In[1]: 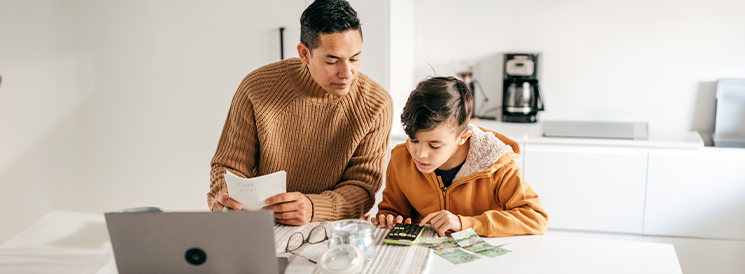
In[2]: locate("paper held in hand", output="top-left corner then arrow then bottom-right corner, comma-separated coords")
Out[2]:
224,170 -> 287,210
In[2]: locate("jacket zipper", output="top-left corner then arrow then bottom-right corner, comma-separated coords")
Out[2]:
434,171 -> 491,211
433,174 -> 447,210
439,172 -> 492,210
441,185 -> 448,210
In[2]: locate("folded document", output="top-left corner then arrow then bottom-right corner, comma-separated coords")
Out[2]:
224,170 -> 287,210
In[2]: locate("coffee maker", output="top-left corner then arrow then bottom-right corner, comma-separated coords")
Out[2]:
502,53 -> 544,123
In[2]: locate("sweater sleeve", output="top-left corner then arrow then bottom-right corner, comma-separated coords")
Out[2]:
376,159 -> 415,219
459,164 -> 549,237
305,102 -> 393,221
207,84 -> 259,208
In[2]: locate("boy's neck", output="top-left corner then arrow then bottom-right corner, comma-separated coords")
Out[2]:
439,139 -> 470,171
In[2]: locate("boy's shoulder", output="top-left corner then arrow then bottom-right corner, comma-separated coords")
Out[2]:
391,142 -> 409,155
389,142 -> 412,164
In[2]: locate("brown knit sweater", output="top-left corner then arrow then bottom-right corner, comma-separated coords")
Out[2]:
208,58 -> 393,221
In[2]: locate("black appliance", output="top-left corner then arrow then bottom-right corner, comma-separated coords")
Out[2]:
502,53 -> 544,123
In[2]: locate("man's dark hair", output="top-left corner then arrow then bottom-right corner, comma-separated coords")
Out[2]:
401,77 -> 474,139
300,0 -> 362,53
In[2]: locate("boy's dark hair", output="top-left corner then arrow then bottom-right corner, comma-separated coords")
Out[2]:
300,0 -> 362,53
401,76 -> 474,139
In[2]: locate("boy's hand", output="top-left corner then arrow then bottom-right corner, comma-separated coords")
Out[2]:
371,214 -> 411,229
420,210 -> 462,237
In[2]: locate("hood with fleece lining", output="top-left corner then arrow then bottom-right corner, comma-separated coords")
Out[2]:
453,124 -> 521,182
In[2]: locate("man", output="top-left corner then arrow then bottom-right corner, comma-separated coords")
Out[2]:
208,0 -> 393,226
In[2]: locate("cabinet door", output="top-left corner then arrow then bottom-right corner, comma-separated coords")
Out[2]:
524,144 -> 648,234
644,148 -> 745,240
515,142 -> 526,172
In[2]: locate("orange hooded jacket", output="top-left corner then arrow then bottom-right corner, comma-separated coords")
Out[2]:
377,125 -> 548,237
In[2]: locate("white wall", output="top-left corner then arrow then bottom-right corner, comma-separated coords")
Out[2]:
388,0 -> 416,138
410,0 -> 745,132
72,0 -> 309,215
0,0 -> 389,243
348,0 -> 389,92
0,0 -> 92,245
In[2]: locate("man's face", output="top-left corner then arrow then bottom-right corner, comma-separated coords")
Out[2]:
407,122 -> 469,174
298,30 -> 362,97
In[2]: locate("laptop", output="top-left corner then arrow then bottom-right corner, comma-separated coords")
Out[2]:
105,210 -> 287,274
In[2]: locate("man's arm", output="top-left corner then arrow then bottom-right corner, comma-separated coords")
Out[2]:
208,85 -> 259,209
306,101 -> 393,221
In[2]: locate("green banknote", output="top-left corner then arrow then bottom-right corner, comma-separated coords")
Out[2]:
451,228 -> 512,258
434,246 -> 481,265
422,237 -> 458,249
467,242 -> 511,257
423,237 -> 481,265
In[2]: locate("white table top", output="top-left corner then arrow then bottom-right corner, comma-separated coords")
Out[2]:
429,234 -> 682,274
1,210 -> 682,274
0,210 -> 114,274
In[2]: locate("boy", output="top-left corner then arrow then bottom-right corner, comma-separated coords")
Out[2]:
371,77 -> 548,237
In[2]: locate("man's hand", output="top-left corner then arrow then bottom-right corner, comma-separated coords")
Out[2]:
371,213 -> 411,229
211,192 -> 242,211
420,210 -> 462,237
262,192 -> 313,226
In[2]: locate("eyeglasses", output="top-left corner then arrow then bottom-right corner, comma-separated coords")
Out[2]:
285,225 -> 329,264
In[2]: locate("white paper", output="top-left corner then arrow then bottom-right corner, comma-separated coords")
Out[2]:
224,170 -> 287,210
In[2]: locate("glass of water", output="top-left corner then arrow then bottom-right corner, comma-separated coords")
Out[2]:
328,219 -> 376,263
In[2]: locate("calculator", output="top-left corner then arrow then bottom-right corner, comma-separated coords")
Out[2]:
383,223 -> 425,246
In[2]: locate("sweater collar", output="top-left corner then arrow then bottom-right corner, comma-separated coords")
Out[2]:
286,58 -> 355,103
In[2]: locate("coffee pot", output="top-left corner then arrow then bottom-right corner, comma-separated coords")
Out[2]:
502,53 -> 544,123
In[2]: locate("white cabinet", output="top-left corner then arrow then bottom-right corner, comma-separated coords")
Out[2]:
523,144 -> 648,234
515,142 -> 526,172
643,147 -> 745,240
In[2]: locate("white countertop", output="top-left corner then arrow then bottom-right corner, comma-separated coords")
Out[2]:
469,120 -> 704,149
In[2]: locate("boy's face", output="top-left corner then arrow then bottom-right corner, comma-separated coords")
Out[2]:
297,30 -> 362,97
407,122 -> 471,174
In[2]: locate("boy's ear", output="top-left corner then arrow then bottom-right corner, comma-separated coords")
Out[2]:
458,129 -> 472,145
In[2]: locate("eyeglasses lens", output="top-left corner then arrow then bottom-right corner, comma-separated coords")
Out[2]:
287,233 -> 304,251
308,227 -> 326,244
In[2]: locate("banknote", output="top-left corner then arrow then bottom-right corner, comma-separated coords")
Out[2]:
423,237 -> 481,265
433,246 -> 481,265
451,228 -> 512,258
422,237 -> 458,249
466,242 -> 512,257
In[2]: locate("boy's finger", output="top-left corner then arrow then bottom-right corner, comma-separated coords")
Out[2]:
419,213 -> 435,226
371,217 -> 378,226
434,219 -> 451,236
433,216 -> 448,231
396,215 -> 404,224
438,225 -> 450,237
428,212 -> 445,227
405,218 -> 412,224
386,214 -> 395,229
378,215 -> 386,228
